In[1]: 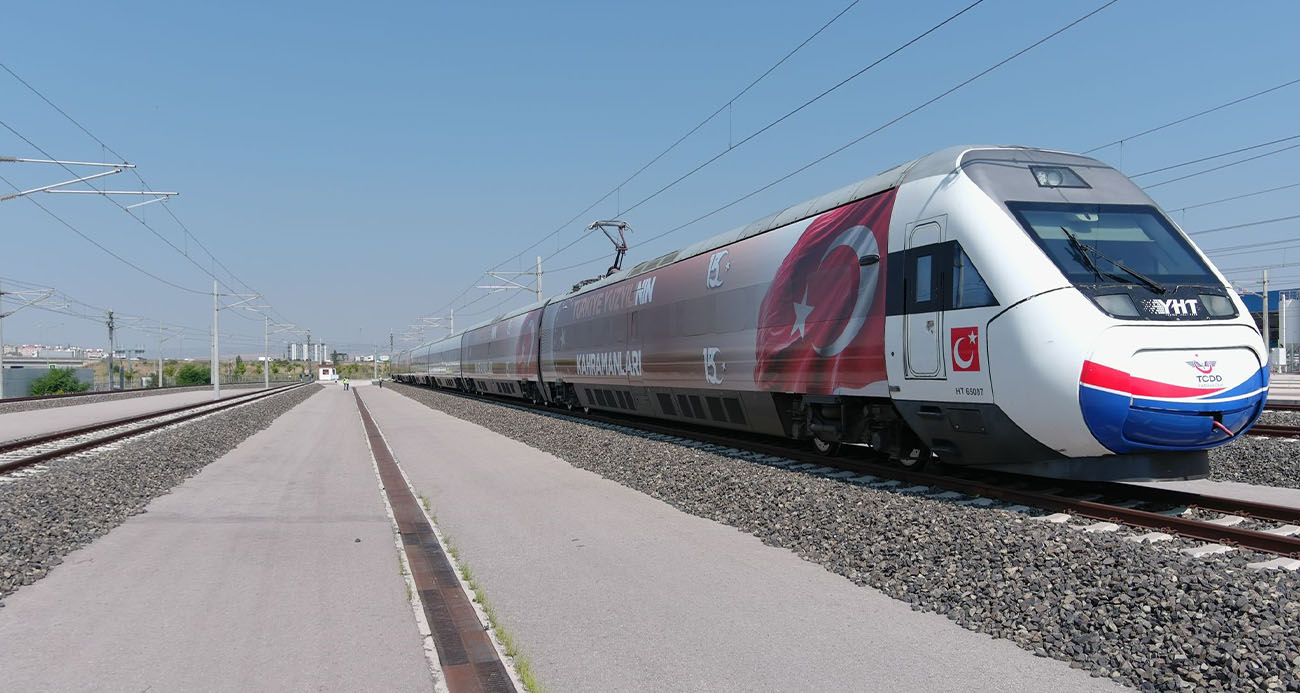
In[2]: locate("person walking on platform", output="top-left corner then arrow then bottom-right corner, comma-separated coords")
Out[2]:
343,377 -> 350,391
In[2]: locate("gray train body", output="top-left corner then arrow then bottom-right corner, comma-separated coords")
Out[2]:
396,146 -> 1268,480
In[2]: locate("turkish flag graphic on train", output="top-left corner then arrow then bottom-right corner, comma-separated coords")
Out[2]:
754,189 -> 895,394
951,326 -> 980,372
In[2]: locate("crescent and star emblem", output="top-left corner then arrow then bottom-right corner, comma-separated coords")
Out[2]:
954,332 -> 978,370
788,225 -> 880,357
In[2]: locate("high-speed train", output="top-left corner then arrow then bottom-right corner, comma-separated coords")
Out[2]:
395,146 -> 1268,480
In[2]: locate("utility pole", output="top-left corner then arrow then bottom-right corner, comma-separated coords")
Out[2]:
264,315 -> 270,389
211,280 -> 220,399
1263,270 -> 1272,371
1281,294 -> 1291,374
106,310 -> 117,392
157,321 -> 164,388
306,330 -> 313,382
0,280 -> 5,398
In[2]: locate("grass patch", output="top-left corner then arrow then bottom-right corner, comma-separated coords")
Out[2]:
442,538 -> 543,691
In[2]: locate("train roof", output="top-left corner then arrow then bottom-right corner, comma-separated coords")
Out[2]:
457,144 -> 1095,332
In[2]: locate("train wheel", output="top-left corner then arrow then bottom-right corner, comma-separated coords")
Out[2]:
898,446 -> 929,471
812,436 -> 841,456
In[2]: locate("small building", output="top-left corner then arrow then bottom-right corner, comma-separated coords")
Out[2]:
317,364 -> 338,381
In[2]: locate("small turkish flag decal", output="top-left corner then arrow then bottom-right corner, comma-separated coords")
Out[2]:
951,327 -> 980,372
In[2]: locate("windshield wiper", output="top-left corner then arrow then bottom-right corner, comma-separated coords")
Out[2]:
1061,227 -> 1167,294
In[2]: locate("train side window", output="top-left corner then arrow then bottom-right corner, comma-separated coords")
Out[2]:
951,245 -> 996,309
915,255 -> 932,302
905,248 -> 941,313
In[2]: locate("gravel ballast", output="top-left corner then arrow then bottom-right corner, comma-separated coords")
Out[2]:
1209,436 -> 1300,491
392,384 -> 1300,692
1210,409 -> 1300,490
0,384 -> 319,601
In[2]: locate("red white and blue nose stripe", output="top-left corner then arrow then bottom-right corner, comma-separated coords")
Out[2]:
1078,361 -> 1268,452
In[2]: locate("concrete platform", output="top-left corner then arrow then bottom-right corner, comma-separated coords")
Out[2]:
1130,477 -> 1300,509
356,387 -> 1117,692
1267,373 -> 1300,404
0,388 -> 250,444
0,384 -> 432,690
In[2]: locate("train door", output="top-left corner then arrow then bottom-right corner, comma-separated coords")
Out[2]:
904,220 -> 945,379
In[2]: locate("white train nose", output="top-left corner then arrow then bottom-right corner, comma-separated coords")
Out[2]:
1079,325 -> 1268,452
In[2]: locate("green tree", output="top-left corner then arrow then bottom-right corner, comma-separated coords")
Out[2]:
234,355 -> 246,377
175,363 -> 210,385
28,368 -> 91,396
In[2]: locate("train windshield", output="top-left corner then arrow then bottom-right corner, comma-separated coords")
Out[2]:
1006,202 -> 1219,289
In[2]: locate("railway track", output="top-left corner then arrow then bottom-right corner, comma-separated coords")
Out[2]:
399,383 -> 1300,559
1265,401 -> 1300,412
0,383 -> 308,476
1248,422 -> 1300,438
0,380 -> 304,406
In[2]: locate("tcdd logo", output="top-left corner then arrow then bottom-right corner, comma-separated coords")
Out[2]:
951,327 -> 980,372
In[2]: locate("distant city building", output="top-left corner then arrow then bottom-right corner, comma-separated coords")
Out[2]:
3,344 -> 105,361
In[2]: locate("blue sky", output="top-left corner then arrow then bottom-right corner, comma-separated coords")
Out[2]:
2,0 -> 1298,357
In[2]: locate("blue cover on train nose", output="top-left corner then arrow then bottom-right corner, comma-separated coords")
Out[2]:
1078,360 -> 1268,453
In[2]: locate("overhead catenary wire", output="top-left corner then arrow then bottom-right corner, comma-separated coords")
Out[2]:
0,65 -> 296,327
1186,213 -> 1300,237
1084,76 -> 1300,154
1,276 -> 269,350
0,172 -> 209,295
413,0 -> 987,322
1130,133 -> 1300,178
1164,180 -> 1300,214
538,0 -> 1123,279
474,0 -> 867,278
0,117 -> 267,307
603,0 -> 989,220
1142,140 -> 1300,190
1201,236 -> 1300,257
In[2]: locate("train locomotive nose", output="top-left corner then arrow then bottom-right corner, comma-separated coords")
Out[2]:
1078,337 -> 1268,453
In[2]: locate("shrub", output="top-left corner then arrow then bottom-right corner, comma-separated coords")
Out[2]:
174,363 -> 210,385
28,368 -> 91,396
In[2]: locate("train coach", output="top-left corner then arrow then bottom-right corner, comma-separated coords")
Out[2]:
396,145 -> 1268,481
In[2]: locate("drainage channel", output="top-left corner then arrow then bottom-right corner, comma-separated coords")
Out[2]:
352,390 -> 516,693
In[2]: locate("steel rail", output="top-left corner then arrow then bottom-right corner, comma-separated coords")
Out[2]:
0,380 -> 302,405
1248,423 -> 1300,438
0,383 -> 307,475
0,383 -> 298,455
394,383 -> 1300,558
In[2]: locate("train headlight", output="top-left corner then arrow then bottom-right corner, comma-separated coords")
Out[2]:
1198,293 -> 1236,317
1029,165 -> 1089,189
1093,293 -> 1140,317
